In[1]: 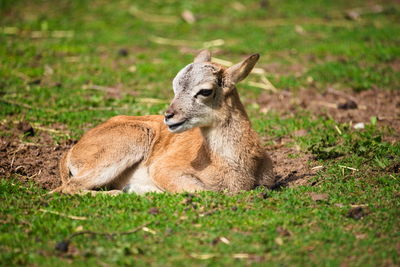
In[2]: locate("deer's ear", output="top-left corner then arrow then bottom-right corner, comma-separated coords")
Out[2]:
194,50 -> 212,63
226,54 -> 259,84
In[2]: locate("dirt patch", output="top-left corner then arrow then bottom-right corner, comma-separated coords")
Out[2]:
0,122 -> 72,190
267,138 -> 318,188
256,87 -> 400,187
257,88 -> 400,138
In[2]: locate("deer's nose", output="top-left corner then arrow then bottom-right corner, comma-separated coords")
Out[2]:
164,107 -> 175,120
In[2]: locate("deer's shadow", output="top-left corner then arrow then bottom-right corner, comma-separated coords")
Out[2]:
271,170 -> 315,190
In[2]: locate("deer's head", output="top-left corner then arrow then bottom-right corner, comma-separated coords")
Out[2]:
164,50 -> 259,133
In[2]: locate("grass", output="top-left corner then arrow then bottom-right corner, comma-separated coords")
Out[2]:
1,0 -> 399,266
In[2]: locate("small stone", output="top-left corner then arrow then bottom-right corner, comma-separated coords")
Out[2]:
17,122 -> 35,136
345,10 -> 360,20
128,65 -> 137,73
275,237 -> 284,246
347,207 -> 366,220
28,79 -> 41,85
55,240 -> 70,252
337,100 -> 358,110
309,192 -> 329,201
353,122 -> 365,130
148,207 -> 160,215
118,48 -> 129,57
181,10 -> 196,24
276,226 -> 291,237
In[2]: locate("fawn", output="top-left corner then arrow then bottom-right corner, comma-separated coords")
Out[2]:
52,50 -> 275,195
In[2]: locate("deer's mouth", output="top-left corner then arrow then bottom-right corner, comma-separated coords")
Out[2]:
166,119 -> 187,132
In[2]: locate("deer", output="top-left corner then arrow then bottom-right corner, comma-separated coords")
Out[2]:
51,50 -> 275,195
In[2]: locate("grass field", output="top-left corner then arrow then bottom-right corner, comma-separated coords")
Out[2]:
1,0 -> 399,266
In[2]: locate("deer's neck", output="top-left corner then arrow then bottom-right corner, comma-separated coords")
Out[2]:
200,90 -> 260,163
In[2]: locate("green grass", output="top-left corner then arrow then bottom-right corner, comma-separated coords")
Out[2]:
1,0 -> 399,266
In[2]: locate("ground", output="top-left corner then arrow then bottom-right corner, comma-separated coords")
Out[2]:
0,0 -> 399,266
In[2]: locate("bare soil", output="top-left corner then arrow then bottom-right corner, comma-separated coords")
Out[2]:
0,88 -> 398,191
0,123 -> 72,190
257,88 -> 400,137
268,142 -> 318,188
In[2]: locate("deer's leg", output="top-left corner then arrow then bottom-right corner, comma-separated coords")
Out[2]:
173,174 -> 207,193
123,175 -> 206,194
52,122 -> 156,194
151,172 -> 207,193
51,156 -> 138,194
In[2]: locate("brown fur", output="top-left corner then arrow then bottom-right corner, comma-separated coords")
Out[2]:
52,51 -> 275,194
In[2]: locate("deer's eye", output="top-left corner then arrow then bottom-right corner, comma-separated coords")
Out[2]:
196,89 -> 213,97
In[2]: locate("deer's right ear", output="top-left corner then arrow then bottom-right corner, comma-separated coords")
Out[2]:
226,54 -> 260,84
194,50 -> 212,63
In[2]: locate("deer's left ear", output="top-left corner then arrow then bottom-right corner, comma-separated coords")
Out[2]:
194,50 -> 212,63
226,54 -> 259,84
